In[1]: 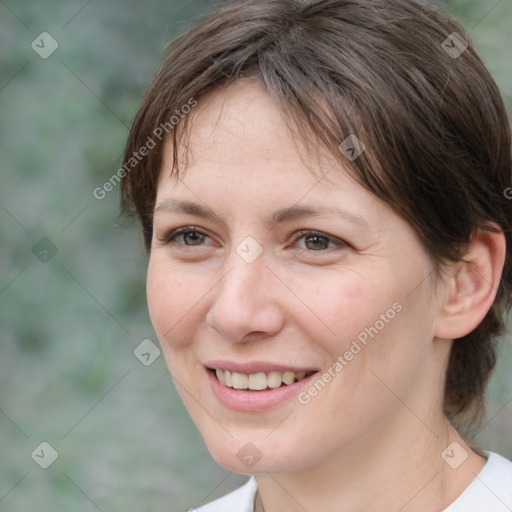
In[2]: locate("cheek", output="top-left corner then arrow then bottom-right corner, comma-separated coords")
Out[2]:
288,267 -> 397,357
146,260 -> 208,350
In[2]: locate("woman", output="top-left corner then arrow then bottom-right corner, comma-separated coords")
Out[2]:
120,0 -> 512,510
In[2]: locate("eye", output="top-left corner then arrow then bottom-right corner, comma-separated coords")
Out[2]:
293,230 -> 347,251
160,226 -> 211,247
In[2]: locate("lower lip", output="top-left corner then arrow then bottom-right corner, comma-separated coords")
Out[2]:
207,368 -> 318,412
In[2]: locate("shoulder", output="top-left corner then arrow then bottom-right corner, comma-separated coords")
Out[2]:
443,451 -> 512,512
188,476 -> 257,512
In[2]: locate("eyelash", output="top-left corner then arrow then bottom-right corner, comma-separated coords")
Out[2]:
159,226 -> 348,252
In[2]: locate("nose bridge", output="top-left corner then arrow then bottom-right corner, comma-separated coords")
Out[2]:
220,231 -> 268,298
218,250 -> 266,311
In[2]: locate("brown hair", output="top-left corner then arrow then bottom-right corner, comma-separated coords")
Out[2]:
120,0 -> 512,430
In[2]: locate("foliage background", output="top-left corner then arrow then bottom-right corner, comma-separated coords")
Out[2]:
1,0 -> 510,510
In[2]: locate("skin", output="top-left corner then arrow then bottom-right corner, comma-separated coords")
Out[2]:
146,79 -> 505,512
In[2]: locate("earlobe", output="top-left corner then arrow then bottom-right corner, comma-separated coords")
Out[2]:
434,228 -> 506,340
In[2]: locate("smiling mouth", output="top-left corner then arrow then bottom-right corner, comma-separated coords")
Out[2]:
208,368 -> 318,391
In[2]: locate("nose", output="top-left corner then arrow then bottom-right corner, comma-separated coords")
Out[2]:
206,253 -> 285,342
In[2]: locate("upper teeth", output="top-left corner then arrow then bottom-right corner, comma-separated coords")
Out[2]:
215,369 -> 311,390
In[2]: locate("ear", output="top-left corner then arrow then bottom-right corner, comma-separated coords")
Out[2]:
434,227 -> 506,340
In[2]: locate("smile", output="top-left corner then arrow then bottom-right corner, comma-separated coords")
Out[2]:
205,364 -> 320,411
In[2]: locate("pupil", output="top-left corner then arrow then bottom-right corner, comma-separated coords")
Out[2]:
185,231 -> 203,245
306,235 -> 328,250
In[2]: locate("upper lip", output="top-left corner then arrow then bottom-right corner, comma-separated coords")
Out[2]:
204,360 -> 319,374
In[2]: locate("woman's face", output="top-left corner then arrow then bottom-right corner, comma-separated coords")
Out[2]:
147,79 -> 449,474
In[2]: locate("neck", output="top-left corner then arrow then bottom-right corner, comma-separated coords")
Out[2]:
255,412 -> 486,512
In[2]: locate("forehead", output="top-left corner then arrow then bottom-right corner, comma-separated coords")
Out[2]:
164,78 -> 338,184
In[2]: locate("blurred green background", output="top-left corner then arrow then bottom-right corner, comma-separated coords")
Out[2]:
1,0 -> 511,510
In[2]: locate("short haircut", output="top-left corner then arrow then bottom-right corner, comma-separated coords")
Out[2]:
121,0 -> 512,430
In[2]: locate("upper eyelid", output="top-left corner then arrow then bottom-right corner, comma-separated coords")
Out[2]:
293,230 -> 344,243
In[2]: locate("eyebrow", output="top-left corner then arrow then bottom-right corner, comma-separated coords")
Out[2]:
153,199 -> 369,228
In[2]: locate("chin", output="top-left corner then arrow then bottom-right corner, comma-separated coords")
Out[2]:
203,434 -> 310,475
